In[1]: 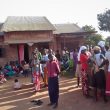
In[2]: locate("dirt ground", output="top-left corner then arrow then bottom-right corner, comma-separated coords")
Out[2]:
0,75 -> 110,110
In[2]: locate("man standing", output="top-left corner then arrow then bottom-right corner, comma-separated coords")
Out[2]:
46,53 -> 60,109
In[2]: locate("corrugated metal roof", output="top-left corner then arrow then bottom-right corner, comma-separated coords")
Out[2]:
1,16 -> 55,32
53,23 -> 84,34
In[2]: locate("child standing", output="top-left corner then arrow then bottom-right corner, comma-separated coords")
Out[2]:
23,61 -> 30,77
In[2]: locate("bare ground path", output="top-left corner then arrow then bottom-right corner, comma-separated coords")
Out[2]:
0,76 -> 110,110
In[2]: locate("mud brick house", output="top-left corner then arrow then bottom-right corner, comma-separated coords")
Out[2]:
53,23 -> 96,53
0,16 -> 96,65
0,16 -> 55,65
0,23 -> 6,65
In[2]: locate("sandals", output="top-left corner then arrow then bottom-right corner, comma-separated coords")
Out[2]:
31,99 -> 43,106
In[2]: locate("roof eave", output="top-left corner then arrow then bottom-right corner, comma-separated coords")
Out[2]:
54,31 -> 97,35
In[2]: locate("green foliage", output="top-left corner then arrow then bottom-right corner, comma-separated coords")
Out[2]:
105,37 -> 110,46
82,25 -> 103,46
97,9 -> 110,32
82,25 -> 95,32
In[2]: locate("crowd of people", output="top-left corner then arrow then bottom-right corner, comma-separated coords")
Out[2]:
75,41 -> 110,103
1,41 -> 110,108
0,48 -> 62,108
28,41 -> 110,107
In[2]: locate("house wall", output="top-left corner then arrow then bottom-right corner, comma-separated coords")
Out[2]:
0,31 -> 54,65
6,45 -> 18,61
0,45 -> 18,66
0,36 -> 3,42
4,31 -> 53,43
54,34 -> 85,54
0,31 -> 87,66
60,36 -> 85,50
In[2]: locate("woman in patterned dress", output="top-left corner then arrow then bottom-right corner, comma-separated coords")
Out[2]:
79,46 -> 90,97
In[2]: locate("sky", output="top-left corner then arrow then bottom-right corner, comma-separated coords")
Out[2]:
0,0 -> 110,38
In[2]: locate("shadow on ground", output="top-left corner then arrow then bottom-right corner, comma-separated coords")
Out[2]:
0,76 -> 110,110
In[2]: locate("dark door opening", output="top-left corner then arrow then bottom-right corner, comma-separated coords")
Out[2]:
24,44 -> 29,63
37,43 -> 49,51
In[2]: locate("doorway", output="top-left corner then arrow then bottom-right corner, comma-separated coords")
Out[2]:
24,44 -> 29,63
37,42 -> 49,51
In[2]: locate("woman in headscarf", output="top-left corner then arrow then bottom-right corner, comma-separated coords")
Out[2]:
75,46 -> 86,87
79,46 -> 90,97
92,46 -> 108,102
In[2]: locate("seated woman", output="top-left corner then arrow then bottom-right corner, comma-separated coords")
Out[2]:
4,62 -> 15,77
11,62 -> 20,77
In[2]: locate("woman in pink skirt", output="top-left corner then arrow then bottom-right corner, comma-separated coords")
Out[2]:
31,51 -> 41,92
105,47 -> 110,96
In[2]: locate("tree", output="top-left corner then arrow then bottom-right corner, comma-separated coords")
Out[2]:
82,25 -> 95,32
82,25 -> 103,46
97,9 -> 110,31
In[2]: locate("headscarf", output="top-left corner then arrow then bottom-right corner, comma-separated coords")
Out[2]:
98,41 -> 105,48
98,41 -> 106,56
77,46 -> 87,61
34,48 -> 38,53
93,46 -> 101,51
